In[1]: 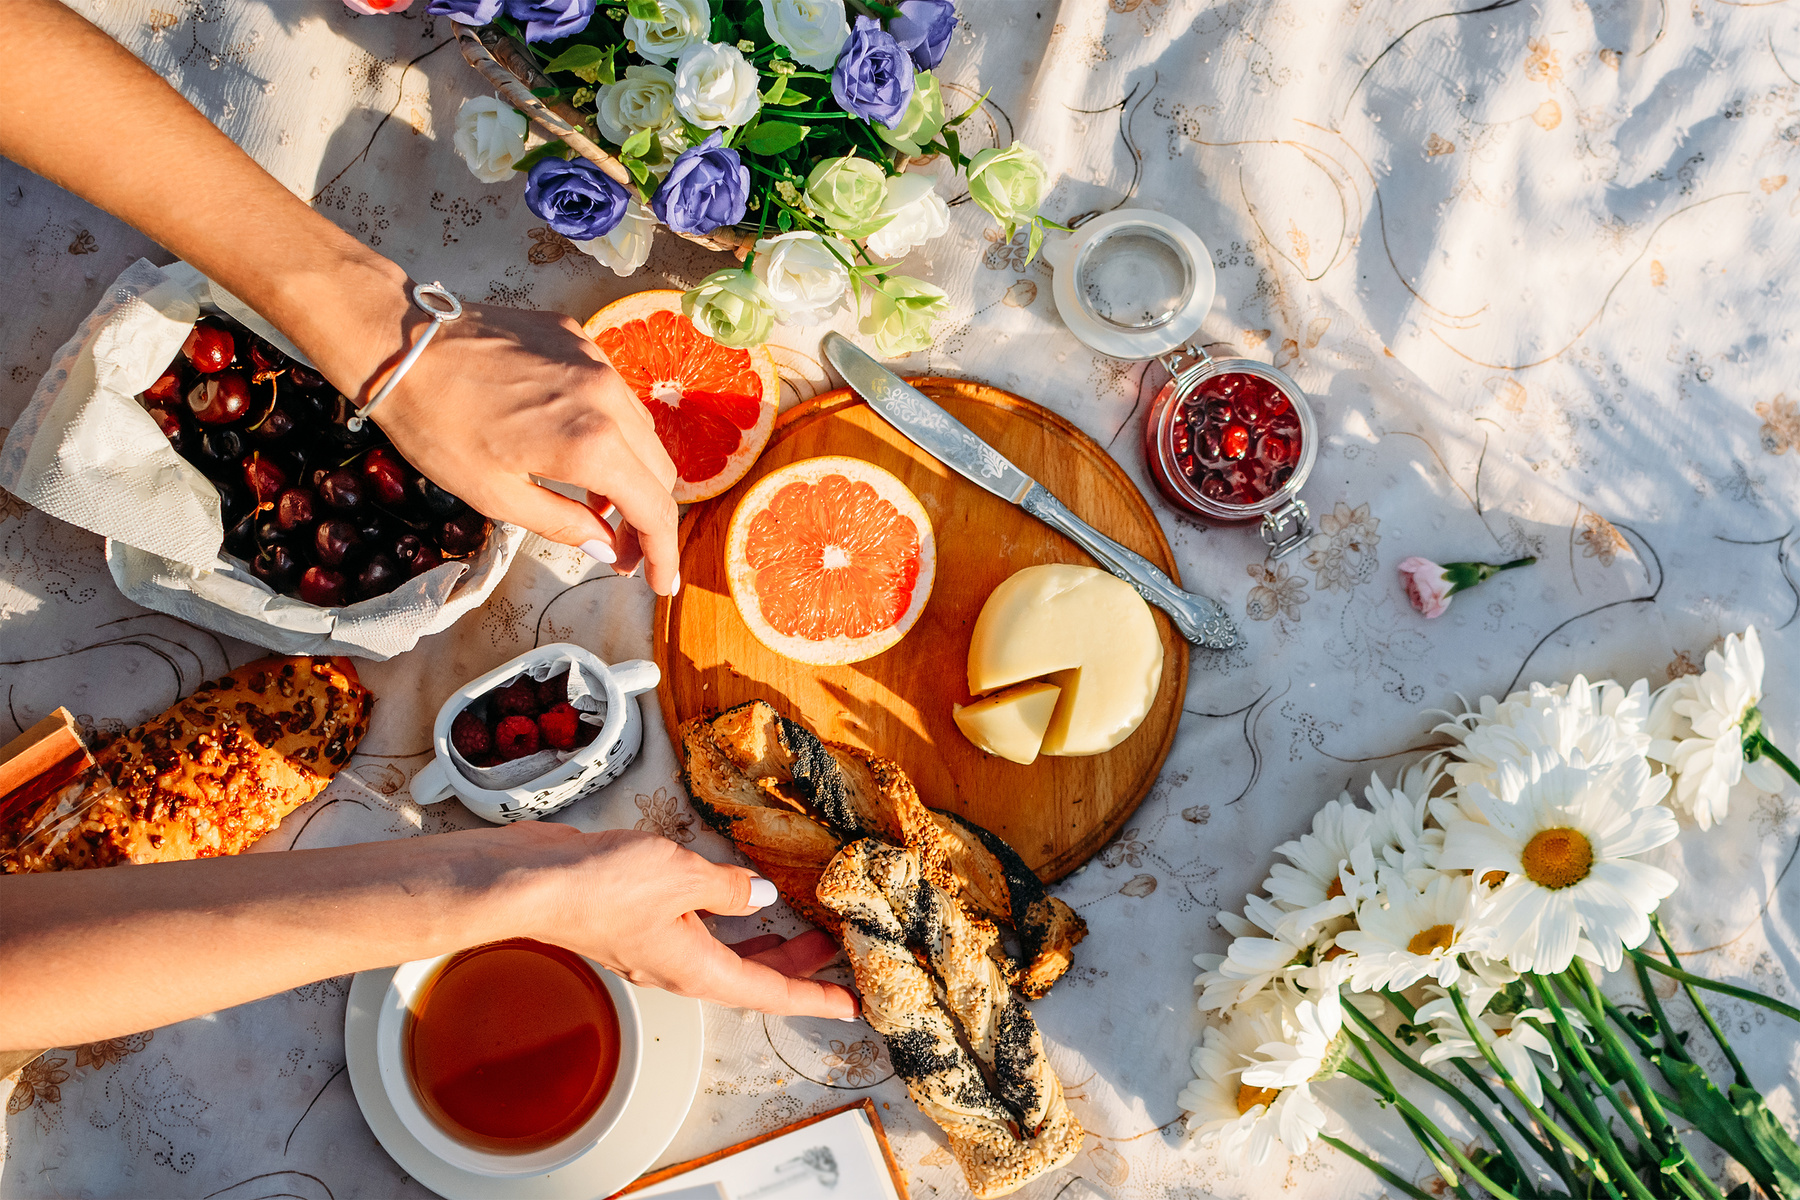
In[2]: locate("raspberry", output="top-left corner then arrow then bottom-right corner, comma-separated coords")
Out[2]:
537,703 -> 582,751
491,679 -> 539,718
450,711 -> 492,758
535,672 -> 570,711
495,715 -> 542,760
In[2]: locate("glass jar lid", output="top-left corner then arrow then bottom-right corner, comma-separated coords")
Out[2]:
1042,210 -> 1215,359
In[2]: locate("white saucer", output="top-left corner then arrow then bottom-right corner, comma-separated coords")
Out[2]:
346,964 -> 703,1200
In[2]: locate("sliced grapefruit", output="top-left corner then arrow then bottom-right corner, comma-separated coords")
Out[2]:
725,457 -> 935,665
585,290 -> 779,503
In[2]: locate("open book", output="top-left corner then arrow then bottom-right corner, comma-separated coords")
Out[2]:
622,1100 -> 905,1200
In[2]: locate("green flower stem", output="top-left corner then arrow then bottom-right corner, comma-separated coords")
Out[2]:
1631,956 -> 1696,1069
1343,1058 -> 1526,1200
1446,987 -> 1637,1200
1563,965 -> 1727,1200
1341,1058 -> 1469,1197
1747,731 -> 1800,788
1530,977 -> 1658,1155
1345,1004 -> 1543,1193
1522,1013 -> 1666,1200
1321,1134 -> 1441,1200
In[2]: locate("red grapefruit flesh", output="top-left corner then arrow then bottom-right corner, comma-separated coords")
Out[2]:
585,291 -> 779,503
725,457 -> 935,665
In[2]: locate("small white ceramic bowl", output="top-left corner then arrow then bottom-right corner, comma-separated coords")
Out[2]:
374,949 -> 644,1178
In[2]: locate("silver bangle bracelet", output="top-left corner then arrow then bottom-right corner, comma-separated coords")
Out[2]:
347,281 -> 464,432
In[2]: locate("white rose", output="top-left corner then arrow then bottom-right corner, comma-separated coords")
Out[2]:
864,173 -> 950,259
623,0 -> 711,65
452,95 -> 529,184
758,0 -> 849,70
594,65 -> 678,146
573,200 -> 656,277
753,231 -> 854,324
673,42 -> 762,130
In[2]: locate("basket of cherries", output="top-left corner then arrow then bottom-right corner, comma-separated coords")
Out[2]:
139,313 -> 493,608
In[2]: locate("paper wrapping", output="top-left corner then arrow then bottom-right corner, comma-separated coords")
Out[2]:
0,258 -> 522,660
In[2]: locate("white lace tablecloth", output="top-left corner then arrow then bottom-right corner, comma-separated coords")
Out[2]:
4,2 -> 1799,1197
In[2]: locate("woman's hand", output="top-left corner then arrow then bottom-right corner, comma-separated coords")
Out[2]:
359,300 -> 681,593
508,824 -> 856,1018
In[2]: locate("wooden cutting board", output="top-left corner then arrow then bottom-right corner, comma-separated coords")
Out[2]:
652,377 -> 1189,883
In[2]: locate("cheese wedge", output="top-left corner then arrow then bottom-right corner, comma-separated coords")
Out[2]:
953,681 -> 1063,765
966,564 -> 1163,756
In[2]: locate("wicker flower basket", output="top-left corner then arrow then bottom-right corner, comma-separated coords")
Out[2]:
454,23 -> 754,259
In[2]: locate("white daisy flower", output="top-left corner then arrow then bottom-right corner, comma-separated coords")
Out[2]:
1335,870 -> 1494,992
1195,894 -> 1330,1011
1438,753 -> 1678,973
1436,676 -> 1651,798
1415,984 -> 1583,1108
1240,984 -> 1348,1089
1648,627 -> 1789,830
1179,996 -> 1332,1171
1262,794 -> 1380,939
1362,760 -> 1447,887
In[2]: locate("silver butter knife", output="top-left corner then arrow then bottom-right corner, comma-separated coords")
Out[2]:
821,332 -> 1239,650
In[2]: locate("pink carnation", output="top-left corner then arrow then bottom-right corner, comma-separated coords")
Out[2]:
1398,556 -> 1454,618
343,0 -> 414,13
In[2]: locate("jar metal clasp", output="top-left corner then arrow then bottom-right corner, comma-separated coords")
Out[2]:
1260,498 -> 1313,558
1157,343 -> 1215,395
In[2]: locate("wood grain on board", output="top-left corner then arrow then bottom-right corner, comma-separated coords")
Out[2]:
653,378 -> 1188,883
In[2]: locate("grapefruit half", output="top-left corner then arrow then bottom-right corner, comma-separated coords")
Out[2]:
725,457 -> 936,665
585,290 -> 779,503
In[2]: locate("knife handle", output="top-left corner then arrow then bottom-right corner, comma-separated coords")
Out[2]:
1020,485 -> 1240,650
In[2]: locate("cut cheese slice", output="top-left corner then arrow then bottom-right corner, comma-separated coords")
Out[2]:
966,564 -> 1163,757
953,680 -> 1063,765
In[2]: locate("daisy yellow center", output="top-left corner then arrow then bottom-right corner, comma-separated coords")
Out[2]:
1407,923 -> 1457,956
1325,875 -> 1345,900
1237,1083 -> 1281,1114
1480,870 -> 1508,887
1521,827 -> 1594,890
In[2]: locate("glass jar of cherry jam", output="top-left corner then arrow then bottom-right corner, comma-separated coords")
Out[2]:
1143,347 -> 1316,555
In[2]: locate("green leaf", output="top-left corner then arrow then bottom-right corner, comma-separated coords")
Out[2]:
510,139 -> 571,172
620,126 -> 655,159
541,44 -> 616,86
1732,1084 -> 1800,1198
737,121 -> 808,154
765,87 -> 813,107
1025,220 -> 1045,265
625,0 -> 665,20
1656,1056 -> 1778,1189
775,205 -> 792,232
761,74 -> 787,106
623,156 -> 654,192
530,86 -> 560,99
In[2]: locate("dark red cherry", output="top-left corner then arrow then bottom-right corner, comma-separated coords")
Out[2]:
437,512 -> 492,557
410,475 -> 460,518
357,554 -> 402,600
216,479 -> 254,530
254,513 -> 287,549
251,544 -> 301,591
313,519 -> 362,567
276,487 -> 317,531
187,373 -> 252,425
288,364 -> 329,391
407,544 -> 446,577
248,401 -> 295,442
181,323 -> 235,374
298,565 -> 348,607
144,368 -> 184,405
319,469 -> 365,512
248,338 -> 285,373
359,447 -> 410,506
392,533 -> 425,567
195,428 -> 246,478
145,404 -> 186,453
243,452 -> 288,505
1199,471 -> 1231,501
1257,433 -> 1292,465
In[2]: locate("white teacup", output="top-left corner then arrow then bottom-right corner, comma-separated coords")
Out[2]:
410,643 -> 659,824
375,950 -> 644,1178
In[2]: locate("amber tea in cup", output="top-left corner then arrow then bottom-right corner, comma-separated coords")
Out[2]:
405,937 -> 621,1154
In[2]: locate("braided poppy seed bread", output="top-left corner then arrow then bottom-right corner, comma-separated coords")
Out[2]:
0,657 -> 371,873
817,840 -> 1084,1198
677,699 -> 1086,988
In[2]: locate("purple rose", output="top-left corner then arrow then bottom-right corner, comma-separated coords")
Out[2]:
831,16 -> 915,129
425,0 -> 502,21
503,0 -> 593,42
888,0 -> 956,70
525,157 -> 629,240
651,133 -> 750,235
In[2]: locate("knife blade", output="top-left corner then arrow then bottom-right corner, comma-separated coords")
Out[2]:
821,332 -> 1239,650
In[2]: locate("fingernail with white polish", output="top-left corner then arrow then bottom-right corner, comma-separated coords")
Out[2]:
747,877 -> 778,909
836,1017 -> 859,1023
580,539 -> 616,564
670,570 -> 682,597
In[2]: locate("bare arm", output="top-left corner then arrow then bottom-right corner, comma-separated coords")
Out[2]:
0,823 -> 854,1051
0,0 -> 680,590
